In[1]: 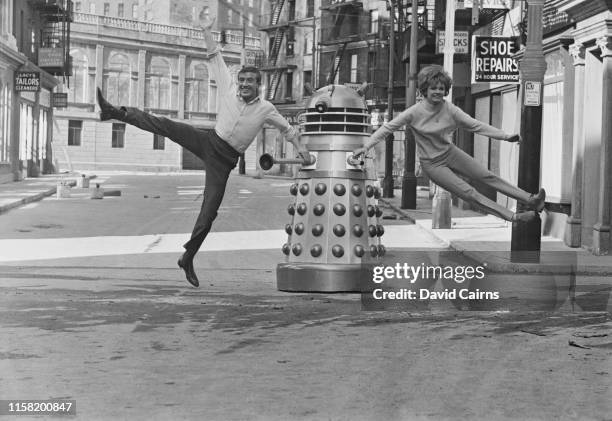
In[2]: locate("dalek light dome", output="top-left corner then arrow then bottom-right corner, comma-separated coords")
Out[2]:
302,85 -> 371,135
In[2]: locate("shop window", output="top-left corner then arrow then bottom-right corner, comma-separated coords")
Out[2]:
0,85 -> 10,162
68,120 -> 82,146
541,50 -> 567,202
112,123 -> 125,148
153,134 -> 165,150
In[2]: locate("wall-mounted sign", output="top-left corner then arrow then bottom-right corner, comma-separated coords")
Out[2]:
52,92 -> 68,108
15,71 -> 41,92
460,0 -> 511,9
524,81 -> 541,107
38,48 -> 64,68
436,30 -> 469,55
471,36 -> 520,84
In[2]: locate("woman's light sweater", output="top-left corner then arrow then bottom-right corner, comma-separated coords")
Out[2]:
365,100 -> 510,161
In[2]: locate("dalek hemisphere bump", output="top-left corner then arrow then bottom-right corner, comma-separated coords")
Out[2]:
262,85 -> 385,292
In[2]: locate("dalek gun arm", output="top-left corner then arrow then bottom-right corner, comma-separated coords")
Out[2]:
258,152 -> 316,171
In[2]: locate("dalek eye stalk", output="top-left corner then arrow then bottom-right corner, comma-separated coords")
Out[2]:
260,85 -> 385,292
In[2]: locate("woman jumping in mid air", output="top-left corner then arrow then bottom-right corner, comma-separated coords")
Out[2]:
354,65 -> 545,223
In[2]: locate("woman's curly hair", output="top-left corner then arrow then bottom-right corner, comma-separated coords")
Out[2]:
417,65 -> 452,97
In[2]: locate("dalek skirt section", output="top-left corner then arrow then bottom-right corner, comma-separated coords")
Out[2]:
278,85 -> 385,292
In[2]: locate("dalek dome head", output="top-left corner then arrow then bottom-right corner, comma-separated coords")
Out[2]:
308,85 -> 367,112
302,85 -> 371,136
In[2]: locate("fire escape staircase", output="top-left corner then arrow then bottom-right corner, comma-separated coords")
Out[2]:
263,0 -> 288,101
324,4 -> 351,86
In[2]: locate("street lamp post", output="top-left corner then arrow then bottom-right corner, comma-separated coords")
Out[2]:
401,0 -> 419,209
431,0 -> 455,229
382,0 -> 396,198
238,13 -> 247,175
511,0 -> 546,260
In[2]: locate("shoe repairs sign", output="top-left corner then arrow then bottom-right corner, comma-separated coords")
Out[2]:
471,36 -> 520,84
15,71 -> 41,92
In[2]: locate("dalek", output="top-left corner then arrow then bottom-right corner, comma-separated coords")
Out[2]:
260,85 -> 385,292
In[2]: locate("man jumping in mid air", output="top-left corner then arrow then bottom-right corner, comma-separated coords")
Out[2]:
97,16 -> 309,287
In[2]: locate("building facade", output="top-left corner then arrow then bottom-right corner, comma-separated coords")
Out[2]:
53,1 -> 262,172
0,0 -> 69,183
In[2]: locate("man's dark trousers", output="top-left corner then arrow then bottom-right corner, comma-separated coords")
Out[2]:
122,108 -> 240,254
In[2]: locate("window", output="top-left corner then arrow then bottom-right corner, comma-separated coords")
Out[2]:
303,71 -> 312,96
68,120 -> 82,146
249,0 -> 253,7
74,2 -> 81,12
369,10 -> 379,34
228,10 -> 233,24
132,4 -> 138,19
306,0 -> 314,18
288,0 -> 295,21
89,3 -> 95,14
106,53 -> 130,105
350,54 -> 358,83
104,3 -> 110,15
69,49 -> 88,103
285,73 -> 293,99
146,57 -> 171,109
0,85 -> 10,162
112,123 -> 125,148
305,32 -> 313,54
118,3 -> 124,17
153,134 -> 165,150
248,12 -> 253,27
186,63 -> 209,113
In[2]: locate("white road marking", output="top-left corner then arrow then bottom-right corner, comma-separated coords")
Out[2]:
20,203 -> 39,210
0,226 -> 442,262
238,189 -> 252,194
177,190 -> 203,195
269,183 -> 293,187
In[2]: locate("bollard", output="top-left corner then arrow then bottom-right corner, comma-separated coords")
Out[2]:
431,185 -> 452,229
77,174 -> 89,188
90,183 -> 104,199
264,85 -> 386,292
56,181 -> 71,199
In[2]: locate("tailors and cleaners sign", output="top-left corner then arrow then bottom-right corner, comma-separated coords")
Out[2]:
15,72 -> 41,92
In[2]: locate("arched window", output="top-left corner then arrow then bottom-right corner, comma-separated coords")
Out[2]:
185,62 -> 209,112
146,57 -> 171,109
106,53 -> 130,105
69,49 -> 88,103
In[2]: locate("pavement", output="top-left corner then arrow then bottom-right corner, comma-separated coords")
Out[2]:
378,186 -> 612,275
2,171 -> 612,276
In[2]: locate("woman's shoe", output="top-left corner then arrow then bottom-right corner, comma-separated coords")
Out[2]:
527,188 -> 546,212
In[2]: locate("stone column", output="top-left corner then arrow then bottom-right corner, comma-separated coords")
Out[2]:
178,54 -> 186,119
564,43 -> 586,247
593,36 -> 612,255
137,50 -> 147,109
